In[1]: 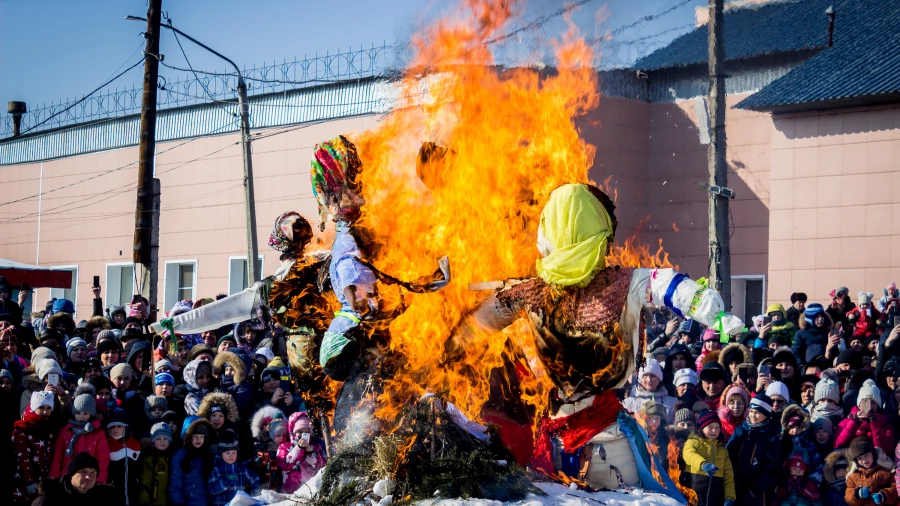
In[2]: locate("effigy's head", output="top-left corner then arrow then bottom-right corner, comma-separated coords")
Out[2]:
536,183 -> 617,288
310,135 -> 365,230
268,211 -> 314,261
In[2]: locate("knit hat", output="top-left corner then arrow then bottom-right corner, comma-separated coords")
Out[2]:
217,333 -> 237,348
36,358 -> 63,380
812,417 -> 833,436
154,372 -> 175,386
836,349 -> 861,370
772,348 -> 798,369
849,438 -> 875,460
65,338 -> 88,358
702,328 -> 720,342
269,418 -> 288,440
749,393 -> 774,417
66,452 -> 100,478
30,347 -> 56,366
96,329 -> 117,342
674,408 -> 694,425
170,300 -> 193,317
799,374 -> 820,393
30,391 -> 54,412
857,379 -> 882,407
154,359 -> 173,372
765,381 -> 790,401
699,362 -> 726,383
145,395 -> 168,415
106,409 -> 131,428
786,452 -> 809,474
0,369 -> 12,383
72,393 -> 96,416
804,303 -> 826,325
696,410 -> 719,432
638,359 -> 663,382
261,366 -> 281,384
858,292 -> 874,305
814,377 -> 840,404
674,368 -> 698,388
80,357 -> 102,377
255,347 -> 275,363
96,339 -> 121,355
110,363 -> 133,379
217,429 -> 240,453
150,422 -> 173,443
640,402 -> 667,419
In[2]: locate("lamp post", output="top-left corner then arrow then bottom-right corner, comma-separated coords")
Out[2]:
126,16 -> 260,286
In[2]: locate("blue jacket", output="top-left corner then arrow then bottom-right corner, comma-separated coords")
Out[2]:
727,418 -> 788,506
208,456 -> 260,506
791,326 -> 830,366
170,448 -> 208,506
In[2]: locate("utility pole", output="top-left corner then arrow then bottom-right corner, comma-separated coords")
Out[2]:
134,0 -> 162,320
707,0 -> 732,310
238,81 -> 260,285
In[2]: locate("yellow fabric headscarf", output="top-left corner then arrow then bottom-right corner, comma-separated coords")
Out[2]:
536,184 -> 612,288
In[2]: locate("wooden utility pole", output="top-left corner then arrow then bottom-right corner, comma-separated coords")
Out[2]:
134,0 -> 162,320
707,0 -> 732,309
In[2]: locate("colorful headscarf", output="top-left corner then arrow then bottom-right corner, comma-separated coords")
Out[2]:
268,211 -> 307,253
310,135 -> 364,230
535,184 -> 613,288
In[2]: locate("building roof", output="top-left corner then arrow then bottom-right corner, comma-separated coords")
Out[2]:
634,0 -> 832,71
737,0 -> 900,111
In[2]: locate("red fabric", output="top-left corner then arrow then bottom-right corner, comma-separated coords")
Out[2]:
531,390 -> 621,480
12,409 -> 56,504
834,406 -> 896,452
50,419 -> 110,483
847,307 -> 881,338
482,413 -> 534,466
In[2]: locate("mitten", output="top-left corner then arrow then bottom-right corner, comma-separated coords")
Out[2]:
809,471 -> 823,485
857,487 -> 870,499
873,492 -> 885,504
700,463 -> 718,476
723,501 -> 734,506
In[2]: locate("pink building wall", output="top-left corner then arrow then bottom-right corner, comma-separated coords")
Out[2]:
767,103 -> 900,304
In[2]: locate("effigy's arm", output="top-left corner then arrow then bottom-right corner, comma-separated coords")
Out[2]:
149,286 -> 258,335
469,292 -> 521,333
634,268 -> 744,336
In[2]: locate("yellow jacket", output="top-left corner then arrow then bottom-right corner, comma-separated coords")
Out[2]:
682,433 -> 736,502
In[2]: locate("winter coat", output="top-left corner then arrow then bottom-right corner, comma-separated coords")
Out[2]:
169,419 -> 214,506
769,321 -> 797,348
622,384 -> 677,424
138,448 -> 171,506
847,307 -> 881,339
181,360 -> 210,416
682,434 -> 736,506
717,385 -> 751,441
213,352 -> 253,421
49,419 -> 109,483
663,343 -> 694,392
107,436 -> 141,506
823,449 -> 851,506
208,457 -> 260,506
793,316 -> 833,366
835,407 -> 896,453
775,476 -> 823,506
12,409 -> 57,504
786,306 -> 803,327
782,405 -> 825,482
276,411 -> 327,494
254,440 -> 283,492
727,417 -> 787,506
845,455 -> 897,506
31,477 -> 118,506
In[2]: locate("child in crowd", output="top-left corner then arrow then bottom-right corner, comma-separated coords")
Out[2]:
106,409 -> 142,506
682,410 -> 736,506
170,417 -> 214,506
823,449 -> 851,506
835,380 -> 896,453
209,429 -> 260,506
844,438 -> 896,506
727,393 -> 786,506
251,406 -> 286,492
139,422 -> 174,506
775,452 -> 823,505
782,404 -> 825,484
717,384 -> 750,440
12,391 -> 57,504
50,389 -> 110,483
277,411 -> 327,494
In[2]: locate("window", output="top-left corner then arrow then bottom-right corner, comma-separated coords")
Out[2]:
731,276 -> 766,323
106,263 -> 135,307
228,256 -> 264,295
163,260 -> 198,312
49,265 -> 78,310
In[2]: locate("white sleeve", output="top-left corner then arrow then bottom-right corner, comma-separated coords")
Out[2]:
648,268 -> 744,335
149,286 -> 258,335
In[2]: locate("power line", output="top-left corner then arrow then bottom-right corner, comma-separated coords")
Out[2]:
607,0 -> 695,38
486,0 -> 598,45
167,18 -> 238,118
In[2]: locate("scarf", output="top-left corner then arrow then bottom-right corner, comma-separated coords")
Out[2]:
66,420 -> 95,457
811,402 -> 843,422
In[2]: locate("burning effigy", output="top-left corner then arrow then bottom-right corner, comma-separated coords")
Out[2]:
154,1 -> 746,503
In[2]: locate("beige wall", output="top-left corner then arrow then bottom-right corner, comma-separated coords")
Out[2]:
767,103 -> 900,303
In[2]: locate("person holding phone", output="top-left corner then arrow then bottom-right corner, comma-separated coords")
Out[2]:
846,292 -> 881,342
791,303 -> 833,369
834,379 -> 896,453
276,411 -> 326,494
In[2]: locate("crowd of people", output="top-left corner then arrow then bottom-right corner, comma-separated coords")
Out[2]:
626,285 -> 900,506
0,276 -> 327,506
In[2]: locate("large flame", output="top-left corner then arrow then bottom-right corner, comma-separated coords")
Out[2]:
352,0 -> 670,423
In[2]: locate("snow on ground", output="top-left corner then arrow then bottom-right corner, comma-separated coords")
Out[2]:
413,482 -> 684,505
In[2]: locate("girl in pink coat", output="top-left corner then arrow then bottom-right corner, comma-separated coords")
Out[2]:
276,411 -> 326,494
49,391 -> 110,483
834,380 -> 896,453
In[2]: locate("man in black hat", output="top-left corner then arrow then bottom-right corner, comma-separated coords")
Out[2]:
698,361 -> 728,411
33,452 -> 116,505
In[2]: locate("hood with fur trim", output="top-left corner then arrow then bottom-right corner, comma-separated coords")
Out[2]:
719,343 -> 750,369
47,311 -> 75,334
250,405 -> 285,439
847,447 -> 893,477
197,391 -> 239,423
780,404 -> 810,433
213,350 -> 247,385
824,448 -> 851,484
700,350 -> 721,368
182,417 -> 215,448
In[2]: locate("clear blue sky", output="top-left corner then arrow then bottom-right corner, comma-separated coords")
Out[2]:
0,0 -> 703,108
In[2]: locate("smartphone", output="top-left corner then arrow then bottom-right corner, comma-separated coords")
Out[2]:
758,365 -> 771,376
894,316 -> 900,327
860,398 -> 872,414
47,373 -> 59,387
93,276 -> 100,289
866,308 -> 872,317
132,294 -> 142,305
20,283 -> 30,292
301,432 -> 311,445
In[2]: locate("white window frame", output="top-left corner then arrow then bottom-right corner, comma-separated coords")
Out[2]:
731,274 -> 767,323
105,262 -> 136,309
49,264 -> 79,317
227,255 -> 265,295
163,259 -> 199,313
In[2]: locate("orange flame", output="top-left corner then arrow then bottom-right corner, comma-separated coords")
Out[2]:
667,436 -> 698,506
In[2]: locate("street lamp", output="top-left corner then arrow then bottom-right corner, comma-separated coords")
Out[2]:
126,15 -> 260,286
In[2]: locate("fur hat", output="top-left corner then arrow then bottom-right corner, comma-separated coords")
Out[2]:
857,379 -> 882,408
182,417 -> 213,447
150,422 -> 173,443
765,381 -> 790,401
213,351 -> 247,385
144,395 -> 168,418
72,393 -> 96,416
250,405 -> 285,439
849,438 -> 874,460
780,405 -> 810,432
824,449 -> 850,485
638,359 -> 663,382
674,408 -> 694,425
110,363 -> 133,379
197,392 -> 239,423
30,391 -> 54,412
640,402 -> 667,420
719,343 -> 750,369
674,368 -> 698,388
696,410 -> 719,432
189,344 -> 215,361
